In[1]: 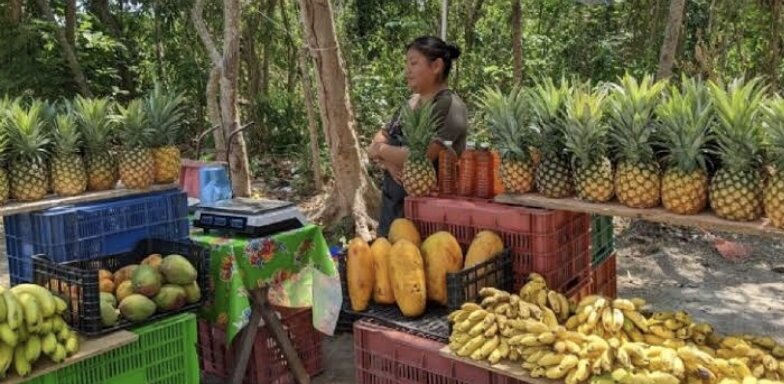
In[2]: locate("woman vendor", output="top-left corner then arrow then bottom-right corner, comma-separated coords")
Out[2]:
367,36 -> 468,237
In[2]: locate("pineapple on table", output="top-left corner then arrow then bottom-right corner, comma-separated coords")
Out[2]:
74,97 -> 117,191
51,112 -> 87,196
607,73 -> 667,208
563,85 -> 614,202
529,78 -> 573,198
116,99 -> 155,190
480,87 -> 537,194
400,100 -> 439,196
656,78 -> 714,215
708,78 -> 767,222
0,97 -> 15,203
145,84 -> 186,184
763,95 -> 784,229
5,101 -> 51,201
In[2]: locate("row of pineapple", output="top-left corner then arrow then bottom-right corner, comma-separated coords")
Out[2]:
0,85 -> 185,203
395,75 -> 784,229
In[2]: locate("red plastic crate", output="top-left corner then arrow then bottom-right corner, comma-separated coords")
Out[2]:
404,197 -> 591,294
198,307 -> 324,384
566,275 -> 594,304
354,319 -> 528,384
592,252 -> 617,299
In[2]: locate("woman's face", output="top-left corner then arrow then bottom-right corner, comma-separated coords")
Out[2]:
405,48 -> 442,93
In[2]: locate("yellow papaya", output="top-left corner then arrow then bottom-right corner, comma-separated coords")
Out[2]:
421,232 -> 463,305
464,231 -> 503,268
389,239 -> 427,317
370,238 -> 395,304
347,237 -> 374,311
388,218 -> 421,247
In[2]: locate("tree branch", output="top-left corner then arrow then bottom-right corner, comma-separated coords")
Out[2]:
191,0 -> 223,67
35,0 -> 93,97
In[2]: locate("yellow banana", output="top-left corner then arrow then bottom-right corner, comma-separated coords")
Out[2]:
467,309 -> 489,323
537,332 -> 556,345
530,366 -> 546,378
468,320 -> 486,337
558,294 -> 571,321
17,293 -> 41,331
558,354 -> 579,370
612,299 -> 636,311
541,307 -> 559,330
644,371 -> 680,384
729,358 -> 753,377
25,335 -> 41,362
601,307 -> 614,332
536,289 -> 549,309
611,308 -> 624,333
754,337 -> 777,350
479,287 -> 505,298
518,335 -> 542,347
494,303 -> 511,315
10,284 -> 56,318
565,315 -> 580,330
448,309 -> 465,322
457,335 -> 486,357
545,366 -> 569,379
0,341 -> 12,377
470,336 -> 499,361
547,290 -> 561,315
650,325 -> 676,339
2,291 -> 21,330
13,344 -> 30,377
622,309 -> 649,332
525,319 -> 550,335
537,352 -> 565,366
630,297 -> 646,310
461,302 -> 482,312
0,324 -> 18,347
762,354 -> 778,372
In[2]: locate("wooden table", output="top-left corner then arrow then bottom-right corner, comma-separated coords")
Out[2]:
4,330 -> 138,384
0,184 -> 179,217
230,286 -> 310,384
439,346 -> 560,384
495,193 -> 784,238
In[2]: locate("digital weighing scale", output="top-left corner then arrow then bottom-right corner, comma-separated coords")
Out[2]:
193,198 -> 308,237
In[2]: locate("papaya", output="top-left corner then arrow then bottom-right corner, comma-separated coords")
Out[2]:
464,230 -> 503,268
388,239 -> 427,317
370,238 -> 394,305
388,218 -> 421,247
421,232 -> 463,305
346,237 -> 374,311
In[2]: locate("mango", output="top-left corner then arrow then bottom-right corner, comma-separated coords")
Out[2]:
388,218 -> 421,247
347,237 -> 374,311
421,232 -> 464,305
98,269 -> 113,281
132,265 -> 163,297
118,294 -> 156,322
113,264 -> 139,285
100,278 -> 115,293
153,285 -> 187,311
100,301 -> 119,326
100,292 -> 117,307
141,254 -> 163,272
160,254 -> 197,284
182,282 -> 202,304
370,238 -> 395,305
115,280 -> 134,302
389,239 -> 427,317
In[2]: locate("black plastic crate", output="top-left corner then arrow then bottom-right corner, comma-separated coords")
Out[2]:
32,238 -> 210,336
446,249 -> 513,311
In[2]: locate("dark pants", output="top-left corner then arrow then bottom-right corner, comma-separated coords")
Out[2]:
378,174 -> 407,237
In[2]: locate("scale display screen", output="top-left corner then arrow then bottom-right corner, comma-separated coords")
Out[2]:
199,214 -> 247,230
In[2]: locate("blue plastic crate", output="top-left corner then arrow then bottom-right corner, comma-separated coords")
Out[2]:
5,189 -> 189,284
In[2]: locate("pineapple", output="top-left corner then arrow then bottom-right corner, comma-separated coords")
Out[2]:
116,100 -> 155,189
529,78 -> 573,198
0,97 -> 13,203
146,84 -> 185,184
708,78 -> 766,222
5,101 -> 51,201
607,74 -> 667,208
51,112 -> 88,196
656,78 -> 714,215
74,97 -> 117,191
480,87 -> 536,194
763,96 -> 784,228
563,86 -> 614,202
400,100 -> 439,196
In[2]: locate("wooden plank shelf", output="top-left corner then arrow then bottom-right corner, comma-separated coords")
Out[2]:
495,193 -> 784,238
4,330 -> 138,384
439,346 -> 560,384
0,184 -> 179,217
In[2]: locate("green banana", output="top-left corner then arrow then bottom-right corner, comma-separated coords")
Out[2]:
52,316 -> 65,333
2,291 -> 21,330
13,343 -> 31,377
0,341 -> 12,378
39,317 -> 53,334
0,291 -> 7,322
16,323 -> 28,342
25,334 -> 41,362
53,296 -> 68,315
65,334 -> 79,356
42,333 -> 56,355
0,324 -> 17,347
50,343 -> 66,363
17,293 -> 41,331
10,284 -> 56,318
57,326 -> 70,342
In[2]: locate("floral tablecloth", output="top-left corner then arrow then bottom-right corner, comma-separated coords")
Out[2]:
192,224 -> 341,343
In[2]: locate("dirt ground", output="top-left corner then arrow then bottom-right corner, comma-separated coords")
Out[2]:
3,216 -> 783,384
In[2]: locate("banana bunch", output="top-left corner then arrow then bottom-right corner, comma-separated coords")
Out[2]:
562,295 -> 647,342
519,274 -> 573,323
0,284 -> 80,378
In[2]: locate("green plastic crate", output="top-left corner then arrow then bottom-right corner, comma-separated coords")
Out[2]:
26,313 -> 198,384
591,215 -> 614,266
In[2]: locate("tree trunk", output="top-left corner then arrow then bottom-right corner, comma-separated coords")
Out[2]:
299,47 -> 323,191
35,0 -> 93,97
221,0 -> 252,197
769,0 -> 782,87
8,0 -> 22,24
92,0 -> 135,95
299,0 -> 380,240
262,0 -> 276,98
207,67 -> 227,162
464,0 -> 485,50
154,1 -> 166,81
512,0 -> 523,84
280,0 -> 298,94
66,0 -> 76,46
656,0 -> 686,80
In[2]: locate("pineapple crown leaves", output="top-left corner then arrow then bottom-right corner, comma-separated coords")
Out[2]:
606,73 -> 667,165
145,83 -> 186,148
708,77 -> 767,172
528,77 -> 570,158
73,96 -> 115,152
52,112 -> 82,156
763,95 -> 784,170
399,100 -> 441,158
655,78 -> 715,173
4,100 -> 51,164
115,99 -> 155,149
561,86 -> 609,168
478,86 -> 537,162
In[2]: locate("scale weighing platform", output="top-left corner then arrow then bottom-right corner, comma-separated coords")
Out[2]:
193,198 -> 308,237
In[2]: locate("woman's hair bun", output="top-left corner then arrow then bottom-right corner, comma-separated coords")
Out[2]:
446,43 -> 461,60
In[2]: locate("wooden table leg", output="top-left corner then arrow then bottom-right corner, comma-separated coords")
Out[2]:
251,289 -> 311,384
229,287 -> 266,384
